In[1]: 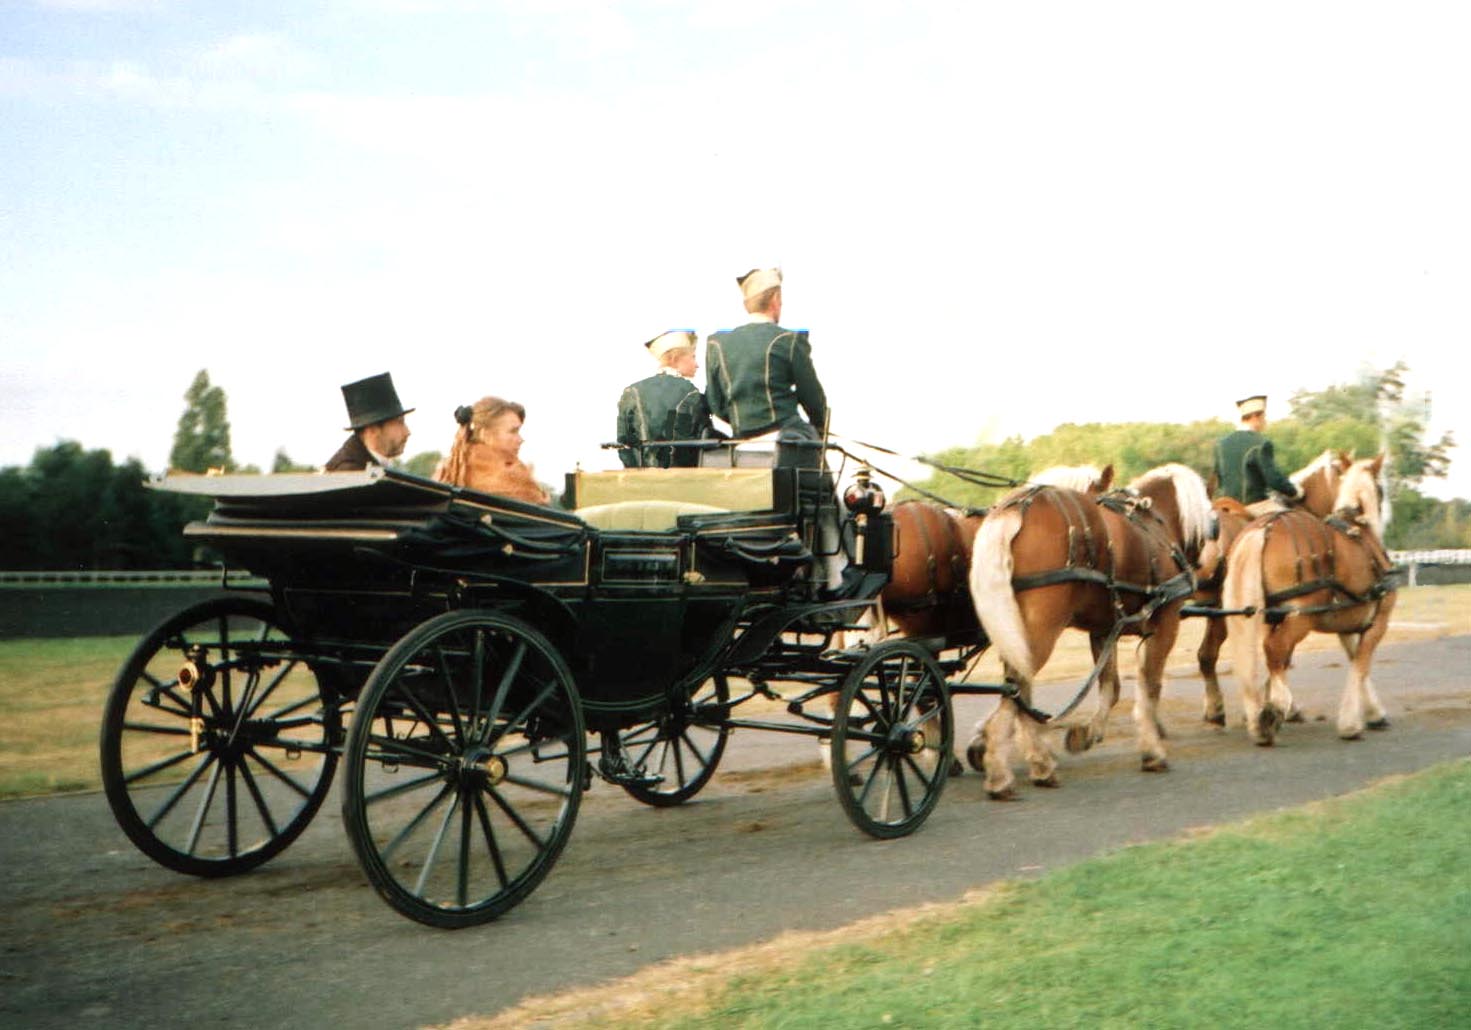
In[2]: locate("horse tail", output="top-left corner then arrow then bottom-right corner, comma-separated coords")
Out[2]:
970,506 -> 1035,680
1224,526 -> 1267,689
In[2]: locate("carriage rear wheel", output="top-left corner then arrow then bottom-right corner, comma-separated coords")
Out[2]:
830,640 -> 954,839
341,610 -> 585,928
619,674 -> 731,807
99,596 -> 340,877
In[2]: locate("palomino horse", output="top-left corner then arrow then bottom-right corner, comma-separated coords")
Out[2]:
1223,455 -> 1397,745
881,501 -> 985,641
967,463 -> 1213,798
879,466 -> 1113,642
822,466 -> 1113,778
1193,449 -> 1353,725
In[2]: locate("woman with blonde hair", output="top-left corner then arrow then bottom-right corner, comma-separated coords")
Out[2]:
434,396 -> 550,505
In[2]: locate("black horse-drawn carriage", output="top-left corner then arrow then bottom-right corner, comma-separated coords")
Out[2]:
101,451 -> 1000,927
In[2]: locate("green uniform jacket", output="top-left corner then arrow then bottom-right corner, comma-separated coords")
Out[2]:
705,321 -> 827,439
616,372 -> 718,468
1213,429 -> 1298,503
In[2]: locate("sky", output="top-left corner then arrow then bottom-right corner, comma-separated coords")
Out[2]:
3,0 -> 1468,500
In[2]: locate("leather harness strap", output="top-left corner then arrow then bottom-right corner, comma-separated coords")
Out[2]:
1259,509 -> 1396,625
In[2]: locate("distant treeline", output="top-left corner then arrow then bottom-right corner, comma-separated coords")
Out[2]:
903,418 -> 1470,550
0,363 -> 1463,570
0,442 -> 207,570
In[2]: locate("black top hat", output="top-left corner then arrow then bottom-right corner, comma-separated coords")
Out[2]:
341,372 -> 414,430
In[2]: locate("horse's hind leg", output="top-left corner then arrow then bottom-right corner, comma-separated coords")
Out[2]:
1134,622 -> 1177,773
1261,617 -> 1311,743
974,689 -> 1021,799
1012,681 -> 1059,788
1066,632 -> 1120,753
1197,616 -> 1227,726
1339,596 -> 1396,737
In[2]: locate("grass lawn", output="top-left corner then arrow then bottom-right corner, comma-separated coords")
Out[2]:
0,634 -> 137,797
0,586 -> 1467,800
448,757 -> 1471,1029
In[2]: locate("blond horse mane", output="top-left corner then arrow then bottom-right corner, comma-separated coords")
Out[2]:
1333,456 -> 1387,538
1127,463 -> 1214,552
1290,448 -> 1340,489
1030,464 -> 1105,493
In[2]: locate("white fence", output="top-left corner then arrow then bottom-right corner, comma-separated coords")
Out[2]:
1388,550 -> 1471,587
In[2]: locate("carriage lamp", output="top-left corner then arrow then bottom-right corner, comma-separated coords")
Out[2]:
178,647 -> 213,754
843,467 -> 887,565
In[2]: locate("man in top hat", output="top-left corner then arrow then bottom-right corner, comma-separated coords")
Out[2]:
704,267 -> 828,463
325,372 -> 414,471
616,330 -> 721,468
1213,394 -> 1300,513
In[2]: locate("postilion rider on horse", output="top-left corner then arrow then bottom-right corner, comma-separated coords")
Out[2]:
1213,394 -> 1300,515
324,372 -> 414,472
615,330 -> 722,468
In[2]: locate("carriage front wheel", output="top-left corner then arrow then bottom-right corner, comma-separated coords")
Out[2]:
830,640 -> 954,839
619,674 -> 731,807
341,610 -> 585,928
99,596 -> 340,877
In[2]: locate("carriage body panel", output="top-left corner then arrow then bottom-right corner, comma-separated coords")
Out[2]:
154,466 -> 849,727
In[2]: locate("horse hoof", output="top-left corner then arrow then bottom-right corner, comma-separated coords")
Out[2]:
1285,707 -> 1305,724
1203,712 -> 1226,727
1031,774 -> 1060,789
966,740 -> 987,774
1141,756 -> 1169,773
948,756 -> 965,777
1063,726 -> 1091,753
1255,706 -> 1282,745
986,787 -> 1021,802
1367,717 -> 1391,731
1339,731 -> 1364,741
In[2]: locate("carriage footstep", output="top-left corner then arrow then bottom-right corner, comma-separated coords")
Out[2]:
597,754 -> 666,788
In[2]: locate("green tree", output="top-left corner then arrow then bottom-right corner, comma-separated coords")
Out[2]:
169,370 -> 234,473
402,451 -> 443,479
271,449 -> 314,473
1289,361 -> 1454,487
897,363 -> 1463,547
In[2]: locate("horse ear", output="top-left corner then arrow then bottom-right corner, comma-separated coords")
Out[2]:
1097,464 -> 1115,492
1337,449 -> 1353,469
1369,452 -> 1386,475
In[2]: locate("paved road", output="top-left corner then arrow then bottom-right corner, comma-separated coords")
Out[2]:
2,636 -> 1468,1030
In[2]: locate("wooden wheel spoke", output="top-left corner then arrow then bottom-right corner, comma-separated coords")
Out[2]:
185,760 -> 226,856
486,785 -> 546,850
855,752 -> 888,808
490,678 -> 560,749
142,753 -> 214,824
246,747 -> 313,800
380,783 -> 453,864
413,792 -> 461,898
901,752 -> 939,794
457,791 -> 474,907
892,756 -> 914,819
474,793 -> 510,889
500,773 -> 574,799
481,641 -> 528,744
364,769 -> 443,805
434,644 -> 468,745
236,756 -> 281,838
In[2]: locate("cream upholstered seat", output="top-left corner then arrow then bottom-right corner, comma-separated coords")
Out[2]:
570,467 -> 774,511
574,499 -> 725,532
